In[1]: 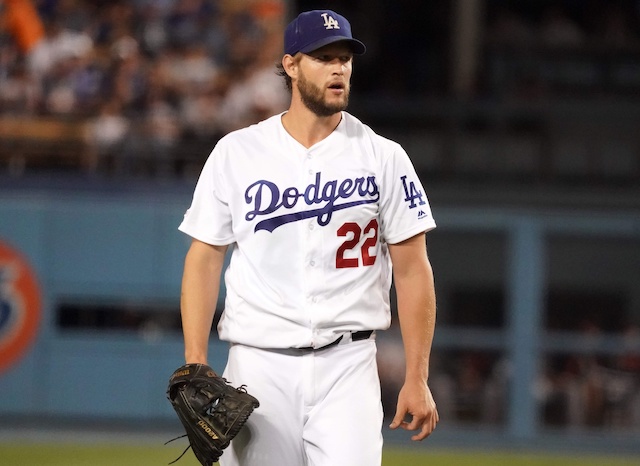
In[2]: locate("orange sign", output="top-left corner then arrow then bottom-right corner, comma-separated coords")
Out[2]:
0,240 -> 41,373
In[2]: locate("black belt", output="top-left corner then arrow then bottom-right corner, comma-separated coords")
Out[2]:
299,330 -> 374,351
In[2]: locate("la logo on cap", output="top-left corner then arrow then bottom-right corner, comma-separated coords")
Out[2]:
283,10 -> 366,56
321,12 -> 340,30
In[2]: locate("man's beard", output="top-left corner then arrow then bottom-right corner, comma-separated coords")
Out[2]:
297,71 -> 349,117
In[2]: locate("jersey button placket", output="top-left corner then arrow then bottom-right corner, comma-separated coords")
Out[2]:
305,218 -> 318,306
304,149 -> 315,175
303,149 -> 322,313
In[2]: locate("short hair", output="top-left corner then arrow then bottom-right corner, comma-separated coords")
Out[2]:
276,54 -> 302,93
276,62 -> 292,92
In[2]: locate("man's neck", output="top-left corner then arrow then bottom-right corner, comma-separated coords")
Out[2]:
281,102 -> 342,148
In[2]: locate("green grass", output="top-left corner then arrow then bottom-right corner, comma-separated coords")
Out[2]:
1,444 -> 639,466
383,449 -> 640,466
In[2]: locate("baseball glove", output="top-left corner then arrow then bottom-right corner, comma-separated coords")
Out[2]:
166,363 -> 260,466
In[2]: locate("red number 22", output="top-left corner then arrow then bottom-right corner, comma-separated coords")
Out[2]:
336,219 -> 379,268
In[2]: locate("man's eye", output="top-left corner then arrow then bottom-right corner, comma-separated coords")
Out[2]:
312,54 -> 351,62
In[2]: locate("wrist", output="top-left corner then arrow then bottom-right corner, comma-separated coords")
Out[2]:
404,368 -> 429,383
184,351 -> 208,365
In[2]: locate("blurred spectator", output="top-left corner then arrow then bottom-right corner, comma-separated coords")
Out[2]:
179,82 -> 224,140
166,0 -> 216,47
135,2 -> 170,55
107,89 -> 181,177
109,38 -> 149,113
142,91 -> 181,176
618,324 -> 640,372
215,27 -> 287,134
50,0 -> 92,33
155,43 -> 219,97
27,17 -> 93,79
454,352 -> 488,421
84,99 -> 129,172
0,61 -> 40,113
536,354 -> 588,427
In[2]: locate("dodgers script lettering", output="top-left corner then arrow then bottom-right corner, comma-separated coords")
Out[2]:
245,172 -> 379,233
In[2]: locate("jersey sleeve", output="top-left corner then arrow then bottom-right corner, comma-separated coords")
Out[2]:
378,144 -> 436,244
178,145 -> 235,245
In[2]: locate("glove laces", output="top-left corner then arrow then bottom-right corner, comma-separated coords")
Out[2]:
164,434 -> 191,465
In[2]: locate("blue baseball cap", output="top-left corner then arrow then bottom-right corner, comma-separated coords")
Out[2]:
284,10 -> 366,56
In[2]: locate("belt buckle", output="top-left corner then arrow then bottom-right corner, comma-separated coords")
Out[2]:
297,330 -> 373,352
351,330 -> 374,342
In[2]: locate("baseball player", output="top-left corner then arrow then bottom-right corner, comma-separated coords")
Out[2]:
178,9 -> 439,466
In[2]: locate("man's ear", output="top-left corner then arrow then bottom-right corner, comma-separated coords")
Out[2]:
282,54 -> 299,80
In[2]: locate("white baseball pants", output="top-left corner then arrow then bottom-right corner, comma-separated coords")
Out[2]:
220,338 -> 384,466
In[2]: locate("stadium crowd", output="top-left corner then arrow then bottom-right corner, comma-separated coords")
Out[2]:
0,0 -> 289,175
2,1 -> 640,175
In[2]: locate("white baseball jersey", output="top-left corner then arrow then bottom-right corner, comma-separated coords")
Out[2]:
179,111 -> 436,349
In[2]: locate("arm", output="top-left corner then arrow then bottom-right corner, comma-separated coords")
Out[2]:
180,238 -> 228,364
387,232 -> 439,440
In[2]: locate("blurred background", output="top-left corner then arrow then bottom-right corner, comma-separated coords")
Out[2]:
1,0 -> 639,458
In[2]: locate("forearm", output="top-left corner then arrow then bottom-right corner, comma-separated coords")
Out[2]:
389,234 -> 437,383
180,240 -> 227,364
395,260 -> 436,382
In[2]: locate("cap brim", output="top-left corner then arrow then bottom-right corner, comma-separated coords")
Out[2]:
298,36 -> 366,55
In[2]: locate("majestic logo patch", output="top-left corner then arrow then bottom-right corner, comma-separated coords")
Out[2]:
321,13 -> 340,30
245,172 -> 378,232
400,175 -> 426,209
